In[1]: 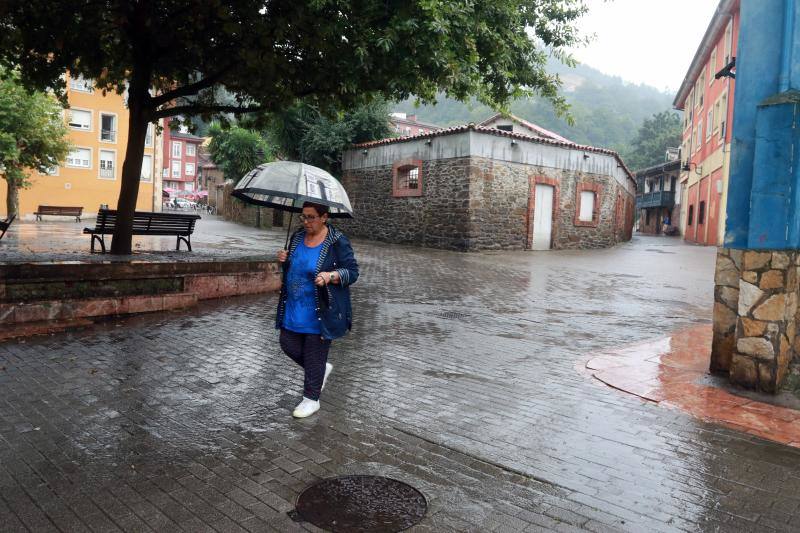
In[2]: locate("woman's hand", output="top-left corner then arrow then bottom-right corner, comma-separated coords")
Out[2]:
314,271 -> 339,286
277,249 -> 288,263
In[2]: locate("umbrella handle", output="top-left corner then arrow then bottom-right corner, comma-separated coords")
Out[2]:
284,212 -> 293,250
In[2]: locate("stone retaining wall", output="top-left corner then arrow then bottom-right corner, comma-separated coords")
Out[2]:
0,260 -> 282,339
711,248 -> 800,392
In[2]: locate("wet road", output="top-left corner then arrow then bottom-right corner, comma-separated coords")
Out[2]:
2,231 -> 800,532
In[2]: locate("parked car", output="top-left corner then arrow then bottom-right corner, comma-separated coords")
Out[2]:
172,198 -> 198,210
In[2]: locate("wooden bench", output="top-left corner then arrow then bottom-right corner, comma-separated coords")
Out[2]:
0,214 -> 15,240
83,209 -> 201,253
35,205 -> 83,222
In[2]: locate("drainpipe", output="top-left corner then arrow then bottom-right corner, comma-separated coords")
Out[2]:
779,0 -> 795,93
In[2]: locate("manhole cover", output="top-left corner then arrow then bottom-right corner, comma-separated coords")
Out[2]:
294,475 -> 427,532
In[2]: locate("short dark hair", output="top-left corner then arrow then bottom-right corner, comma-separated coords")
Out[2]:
302,201 -> 329,216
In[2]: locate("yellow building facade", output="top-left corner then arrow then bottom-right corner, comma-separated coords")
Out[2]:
0,73 -> 162,219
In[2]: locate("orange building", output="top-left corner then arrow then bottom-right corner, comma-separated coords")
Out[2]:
673,0 -> 739,246
0,73 -> 163,219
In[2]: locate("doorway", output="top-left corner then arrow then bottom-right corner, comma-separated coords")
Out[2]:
531,184 -> 554,250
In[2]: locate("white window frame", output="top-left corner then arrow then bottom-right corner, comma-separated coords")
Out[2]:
145,124 -> 154,147
67,108 -> 92,131
171,160 -> 181,178
709,49 -> 717,85
186,144 -> 196,156
724,20 -> 733,65
172,141 -> 182,158
98,149 -> 117,180
99,112 -> 117,143
141,155 -> 153,182
185,162 -> 195,176
706,110 -> 713,140
69,75 -> 94,93
66,147 -> 92,169
185,182 -> 195,192
720,93 -> 728,140
579,191 -> 595,222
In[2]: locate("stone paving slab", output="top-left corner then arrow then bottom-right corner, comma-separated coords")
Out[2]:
2,232 -> 800,531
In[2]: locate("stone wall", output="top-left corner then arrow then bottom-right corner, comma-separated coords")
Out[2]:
339,158 -> 473,250
339,155 -> 634,251
711,247 -> 800,392
466,158 -> 530,250
220,182 -> 290,230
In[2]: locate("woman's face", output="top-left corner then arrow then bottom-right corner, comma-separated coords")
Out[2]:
301,207 -> 327,235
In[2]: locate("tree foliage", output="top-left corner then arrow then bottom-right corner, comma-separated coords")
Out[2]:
621,110 -> 682,171
0,68 -> 71,217
207,124 -> 272,183
267,98 -> 394,175
393,57 -> 675,153
0,0 -> 587,253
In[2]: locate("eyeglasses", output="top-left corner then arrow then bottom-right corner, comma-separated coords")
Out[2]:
298,214 -> 321,222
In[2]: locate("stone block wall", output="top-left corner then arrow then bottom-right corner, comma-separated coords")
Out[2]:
466,158 -> 530,250
220,182 -> 289,230
339,158 -> 473,250
711,247 -> 800,392
340,156 -> 634,251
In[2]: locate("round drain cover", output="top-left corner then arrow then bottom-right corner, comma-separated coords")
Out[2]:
295,475 -> 427,532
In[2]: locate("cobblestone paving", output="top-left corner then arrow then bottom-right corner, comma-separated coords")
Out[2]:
3,234 -> 800,532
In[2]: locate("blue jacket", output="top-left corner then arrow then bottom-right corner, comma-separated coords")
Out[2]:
275,224 -> 359,340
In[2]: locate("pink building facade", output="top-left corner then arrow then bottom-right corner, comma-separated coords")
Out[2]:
161,119 -> 204,193
673,0 -> 739,246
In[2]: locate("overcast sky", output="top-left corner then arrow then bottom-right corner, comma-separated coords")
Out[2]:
570,0 -> 721,93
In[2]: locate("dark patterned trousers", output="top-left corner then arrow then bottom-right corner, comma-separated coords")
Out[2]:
279,329 -> 332,401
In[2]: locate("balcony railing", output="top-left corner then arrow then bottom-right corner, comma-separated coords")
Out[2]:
636,190 -> 675,209
99,168 -> 114,179
101,129 -> 117,142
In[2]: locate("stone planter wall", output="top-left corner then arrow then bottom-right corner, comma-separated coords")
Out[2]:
711,247 -> 800,392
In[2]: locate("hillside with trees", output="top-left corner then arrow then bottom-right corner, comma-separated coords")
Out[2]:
393,58 -> 678,169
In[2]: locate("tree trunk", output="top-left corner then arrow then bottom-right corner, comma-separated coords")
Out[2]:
5,178 -> 19,218
110,73 -> 151,255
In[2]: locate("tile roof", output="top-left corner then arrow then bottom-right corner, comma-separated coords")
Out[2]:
352,123 -> 635,182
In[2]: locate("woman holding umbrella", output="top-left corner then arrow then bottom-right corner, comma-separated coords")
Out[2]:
276,201 -> 359,418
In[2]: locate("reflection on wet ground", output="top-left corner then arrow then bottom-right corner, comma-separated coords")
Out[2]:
2,233 -> 800,531
586,324 -> 800,448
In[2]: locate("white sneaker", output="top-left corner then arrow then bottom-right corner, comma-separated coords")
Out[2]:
292,397 -> 320,418
322,363 -> 333,391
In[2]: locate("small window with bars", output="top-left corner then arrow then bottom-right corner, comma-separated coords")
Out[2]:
398,166 -> 419,190
392,160 -> 424,197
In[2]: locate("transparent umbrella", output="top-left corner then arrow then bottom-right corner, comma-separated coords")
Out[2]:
232,161 -> 354,246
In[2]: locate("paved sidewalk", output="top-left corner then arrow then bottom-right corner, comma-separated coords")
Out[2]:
3,229 -> 800,532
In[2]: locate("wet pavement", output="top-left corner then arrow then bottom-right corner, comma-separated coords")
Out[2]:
586,324 -> 800,449
0,213 -> 284,263
3,225 -> 800,532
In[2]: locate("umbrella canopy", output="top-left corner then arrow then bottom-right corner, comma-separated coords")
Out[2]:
197,190 -> 209,198
232,161 -> 353,218
163,187 -> 177,193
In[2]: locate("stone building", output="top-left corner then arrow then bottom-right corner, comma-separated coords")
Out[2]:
339,123 -> 636,251
636,160 -> 681,236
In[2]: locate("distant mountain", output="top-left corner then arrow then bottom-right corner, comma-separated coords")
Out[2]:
393,57 -> 676,158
